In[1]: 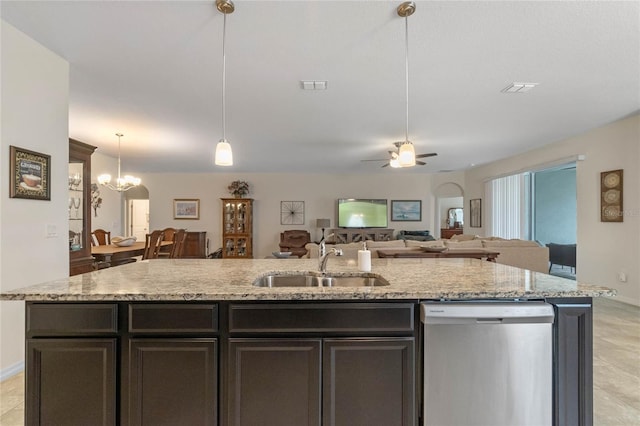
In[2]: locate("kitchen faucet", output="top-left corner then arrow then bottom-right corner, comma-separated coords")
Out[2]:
318,240 -> 343,273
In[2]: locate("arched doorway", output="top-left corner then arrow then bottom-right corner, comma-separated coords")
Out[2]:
433,182 -> 464,239
124,185 -> 149,240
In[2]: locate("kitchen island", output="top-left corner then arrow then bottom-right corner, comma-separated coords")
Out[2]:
1,258 -> 614,426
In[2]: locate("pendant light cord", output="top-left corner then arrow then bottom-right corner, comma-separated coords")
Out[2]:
222,12 -> 227,141
404,14 -> 409,143
116,133 -> 123,182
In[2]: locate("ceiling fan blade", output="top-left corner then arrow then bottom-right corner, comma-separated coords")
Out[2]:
416,153 -> 438,159
381,163 -> 390,168
416,160 -> 426,166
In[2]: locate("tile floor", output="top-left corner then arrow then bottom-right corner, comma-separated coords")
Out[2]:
1,297 -> 638,425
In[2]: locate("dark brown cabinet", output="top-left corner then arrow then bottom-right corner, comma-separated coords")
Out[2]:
183,231 -> 208,258
69,139 -> 97,275
127,339 -> 218,426
26,338 -> 117,426
323,338 -> 414,426
228,339 -> 321,426
440,228 -> 463,239
226,303 -> 416,426
548,298 -> 593,426
226,337 -> 415,426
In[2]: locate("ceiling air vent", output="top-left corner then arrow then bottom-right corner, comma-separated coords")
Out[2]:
301,81 -> 327,90
501,82 -> 539,93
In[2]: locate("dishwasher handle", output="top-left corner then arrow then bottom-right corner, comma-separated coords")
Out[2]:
421,302 -> 555,325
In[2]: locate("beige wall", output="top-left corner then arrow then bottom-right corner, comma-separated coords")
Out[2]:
90,151 -> 122,234
0,21 -> 70,377
141,173 -> 437,257
465,114 -> 640,305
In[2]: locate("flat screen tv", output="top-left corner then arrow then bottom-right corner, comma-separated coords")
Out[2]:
337,199 -> 388,228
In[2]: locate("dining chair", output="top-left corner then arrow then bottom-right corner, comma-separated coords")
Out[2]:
143,230 -> 165,260
158,227 -> 177,257
91,229 -> 111,246
169,229 -> 188,259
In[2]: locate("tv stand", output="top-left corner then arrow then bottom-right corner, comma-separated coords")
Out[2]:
330,228 -> 394,243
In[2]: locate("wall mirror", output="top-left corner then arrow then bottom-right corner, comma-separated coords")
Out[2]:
448,208 -> 463,228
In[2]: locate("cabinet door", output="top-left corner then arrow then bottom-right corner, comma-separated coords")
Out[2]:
551,300 -> 593,426
323,338 -> 415,426
26,338 -> 116,426
228,339 -> 321,426
127,338 -> 218,426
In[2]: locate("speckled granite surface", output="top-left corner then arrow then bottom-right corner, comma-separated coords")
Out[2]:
0,258 -> 614,301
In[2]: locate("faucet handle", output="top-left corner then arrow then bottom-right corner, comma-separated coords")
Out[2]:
334,248 -> 343,256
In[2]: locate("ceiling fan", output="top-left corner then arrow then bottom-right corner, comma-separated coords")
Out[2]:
361,142 -> 437,168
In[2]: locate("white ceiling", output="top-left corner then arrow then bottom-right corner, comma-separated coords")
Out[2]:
2,1 -> 639,174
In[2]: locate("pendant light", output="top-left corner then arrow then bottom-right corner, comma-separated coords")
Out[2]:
397,1 -> 416,167
214,0 -> 234,166
97,133 -> 141,192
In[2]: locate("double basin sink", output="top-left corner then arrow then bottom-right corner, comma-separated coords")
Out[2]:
253,273 -> 390,288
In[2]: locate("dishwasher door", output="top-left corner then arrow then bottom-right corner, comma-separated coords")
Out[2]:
421,302 -> 554,426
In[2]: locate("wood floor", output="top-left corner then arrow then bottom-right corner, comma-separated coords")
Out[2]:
1,297 -> 638,425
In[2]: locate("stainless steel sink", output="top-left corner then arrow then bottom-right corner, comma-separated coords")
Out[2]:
253,274 -> 390,287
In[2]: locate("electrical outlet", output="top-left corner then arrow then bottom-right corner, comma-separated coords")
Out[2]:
617,272 -> 628,283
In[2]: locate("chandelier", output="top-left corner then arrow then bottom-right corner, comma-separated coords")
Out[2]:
97,133 -> 141,192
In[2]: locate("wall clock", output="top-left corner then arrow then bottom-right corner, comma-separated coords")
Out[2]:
600,169 -> 623,222
280,201 -> 305,225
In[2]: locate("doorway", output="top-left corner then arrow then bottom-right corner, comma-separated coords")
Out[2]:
128,199 -> 149,241
124,184 -> 150,240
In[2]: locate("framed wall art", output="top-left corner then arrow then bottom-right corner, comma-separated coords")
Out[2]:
391,200 -> 422,221
600,169 -> 623,222
281,201 -> 305,225
469,198 -> 482,228
173,199 -> 200,220
9,145 -> 51,200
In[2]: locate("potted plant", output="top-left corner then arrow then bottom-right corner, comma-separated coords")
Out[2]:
228,180 -> 249,198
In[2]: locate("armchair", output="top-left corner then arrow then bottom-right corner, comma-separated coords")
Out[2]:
279,230 -> 311,258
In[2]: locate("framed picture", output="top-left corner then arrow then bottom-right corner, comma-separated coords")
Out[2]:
601,169 -> 623,222
173,199 -> 200,220
470,198 -> 482,228
391,200 -> 422,221
281,201 -> 305,225
9,145 -> 51,200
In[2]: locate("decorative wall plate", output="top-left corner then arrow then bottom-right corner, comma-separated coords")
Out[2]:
600,169 -> 623,222
280,201 -> 304,225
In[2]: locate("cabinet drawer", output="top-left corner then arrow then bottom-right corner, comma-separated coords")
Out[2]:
129,304 -> 218,333
229,303 -> 414,334
27,303 -> 118,336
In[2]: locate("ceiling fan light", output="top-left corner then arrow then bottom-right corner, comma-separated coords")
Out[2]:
389,157 -> 401,168
398,142 -> 416,167
215,139 -> 233,166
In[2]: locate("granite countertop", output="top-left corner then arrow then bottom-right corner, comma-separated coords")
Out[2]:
0,258 -> 615,302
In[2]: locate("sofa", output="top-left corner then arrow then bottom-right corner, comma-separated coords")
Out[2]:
304,235 -> 549,273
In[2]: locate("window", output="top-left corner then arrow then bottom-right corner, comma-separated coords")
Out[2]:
486,173 -> 531,240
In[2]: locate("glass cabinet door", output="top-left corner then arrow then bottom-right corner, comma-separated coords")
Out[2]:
68,162 -> 84,252
69,139 -> 96,275
221,198 -> 253,258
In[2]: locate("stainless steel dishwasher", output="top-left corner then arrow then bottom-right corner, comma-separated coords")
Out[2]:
421,302 -> 555,426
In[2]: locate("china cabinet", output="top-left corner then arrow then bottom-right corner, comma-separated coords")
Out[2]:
69,139 -> 96,275
221,198 -> 253,258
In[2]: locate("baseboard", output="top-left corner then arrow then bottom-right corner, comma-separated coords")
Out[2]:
0,361 -> 24,382
604,294 -> 640,307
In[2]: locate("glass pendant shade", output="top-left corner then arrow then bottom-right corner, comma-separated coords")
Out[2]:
215,139 -> 233,166
398,141 -> 416,167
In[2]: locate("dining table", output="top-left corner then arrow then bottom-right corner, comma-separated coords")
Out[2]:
92,241 -> 173,266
